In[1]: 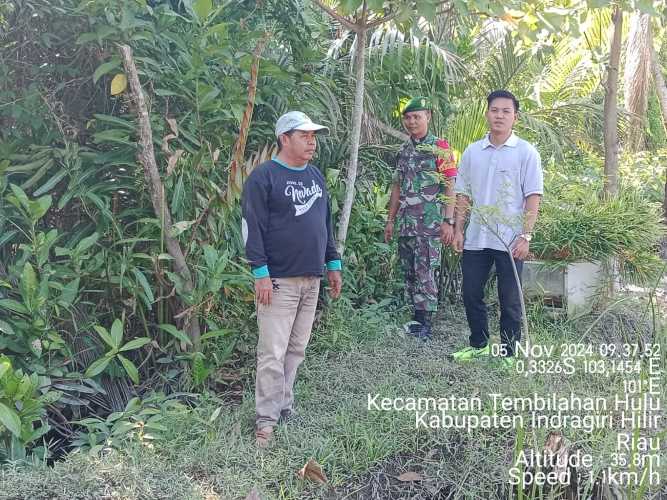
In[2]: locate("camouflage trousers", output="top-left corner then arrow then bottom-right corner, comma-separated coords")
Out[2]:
398,236 -> 441,312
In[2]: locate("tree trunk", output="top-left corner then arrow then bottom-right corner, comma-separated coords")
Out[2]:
119,44 -> 201,350
650,41 -> 667,224
623,12 -> 651,151
227,32 -> 270,204
335,23 -> 367,255
603,6 -> 623,198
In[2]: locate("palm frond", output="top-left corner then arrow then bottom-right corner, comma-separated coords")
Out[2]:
532,38 -> 604,109
518,112 -> 569,160
473,19 -> 512,61
536,41 -> 583,104
445,99 -> 488,158
367,24 -> 468,88
325,28 -> 354,63
521,100 -> 607,159
581,7 -> 613,54
482,33 -> 529,92
430,6 -> 463,45
301,73 -> 346,135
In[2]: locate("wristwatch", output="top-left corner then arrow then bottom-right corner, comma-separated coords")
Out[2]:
444,218 -> 455,226
519,233 -> 532,242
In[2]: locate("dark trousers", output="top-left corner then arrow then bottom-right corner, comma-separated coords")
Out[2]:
462,249 -> 524,356
398,236 -> 441,312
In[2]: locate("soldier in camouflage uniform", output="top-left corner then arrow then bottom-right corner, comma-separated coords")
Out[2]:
385,97 -> 457,338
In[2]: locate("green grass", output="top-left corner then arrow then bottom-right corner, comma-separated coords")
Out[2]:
1,299 -> 665,499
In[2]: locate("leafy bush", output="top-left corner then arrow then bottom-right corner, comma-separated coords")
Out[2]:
326,146 -> 405,307
618,149 -> 667,204
0,0 -> 274,461
71,395 -> 189,455
84,319 -> 151,384
0,355 -> 59,462
533,180 -> 664,285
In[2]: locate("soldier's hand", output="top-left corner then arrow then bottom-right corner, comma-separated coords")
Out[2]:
440,223 -> 454,246
384,221 -> 394,243
453,231 -> 464,253
255,277 -> 273,306
327,270 -> 342,299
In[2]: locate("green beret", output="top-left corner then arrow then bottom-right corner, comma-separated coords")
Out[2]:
403,96 -> 431,114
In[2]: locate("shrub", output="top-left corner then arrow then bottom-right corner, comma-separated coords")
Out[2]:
533,183 -> 664,285
0,355 -> 59,462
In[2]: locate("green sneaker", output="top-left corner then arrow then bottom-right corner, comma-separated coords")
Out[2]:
451,345 -> 490,361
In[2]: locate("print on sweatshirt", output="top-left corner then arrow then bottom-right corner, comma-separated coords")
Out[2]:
285,179 -> 323,216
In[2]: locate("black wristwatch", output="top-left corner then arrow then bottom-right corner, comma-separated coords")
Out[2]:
444,218 -> 455,226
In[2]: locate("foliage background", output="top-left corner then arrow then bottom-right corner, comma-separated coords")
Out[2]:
0,0 -> 665,481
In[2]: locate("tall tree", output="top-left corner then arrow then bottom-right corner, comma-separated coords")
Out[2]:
311,0 -> 439,254
603,5 -> 623,197
119,45 -> 202,349
312,1 -> 394,254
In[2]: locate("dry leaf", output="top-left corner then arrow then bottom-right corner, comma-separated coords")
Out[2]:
167,117 -> 178,136
212,148 -> 220,162
544,431 -> 564,453
244,487 -> 261,500
296,458 -> 328,484
161,133 -> 177,155
167,149 -> 184,176
544,431 -> 569,483
110,73 -> 128,96
397,471 -> 424,482
209,406 -> 222,422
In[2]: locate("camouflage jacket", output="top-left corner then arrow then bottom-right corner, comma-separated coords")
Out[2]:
393,134 -> 457,237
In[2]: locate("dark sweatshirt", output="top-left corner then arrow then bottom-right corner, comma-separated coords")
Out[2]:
241,159 -> 341,279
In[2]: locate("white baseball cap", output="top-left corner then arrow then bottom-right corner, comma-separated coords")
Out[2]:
275,111 -> 329,137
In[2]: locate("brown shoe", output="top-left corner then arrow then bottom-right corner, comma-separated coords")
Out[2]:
255,426 -> 274,448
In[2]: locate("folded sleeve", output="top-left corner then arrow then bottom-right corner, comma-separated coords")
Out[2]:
326,259 -> 342,271
522,145 -> 544,197
241,170 -> 270,276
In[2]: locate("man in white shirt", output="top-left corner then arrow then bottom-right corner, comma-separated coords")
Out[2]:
451,90 -> 543,366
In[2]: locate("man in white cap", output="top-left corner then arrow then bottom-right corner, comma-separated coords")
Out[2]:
242,111 -> 342,447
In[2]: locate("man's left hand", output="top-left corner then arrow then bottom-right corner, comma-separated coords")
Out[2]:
511,236 -> 530,260
440,223 -> 454,246
327,270 -> 342,299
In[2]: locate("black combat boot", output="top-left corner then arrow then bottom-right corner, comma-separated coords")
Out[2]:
417,311 -> 433,339
408,310 -> 426,336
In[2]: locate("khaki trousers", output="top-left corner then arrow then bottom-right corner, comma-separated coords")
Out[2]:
255,276 -> 320,429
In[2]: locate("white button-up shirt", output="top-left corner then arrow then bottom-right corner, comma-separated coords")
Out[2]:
454,132 -> 543,252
